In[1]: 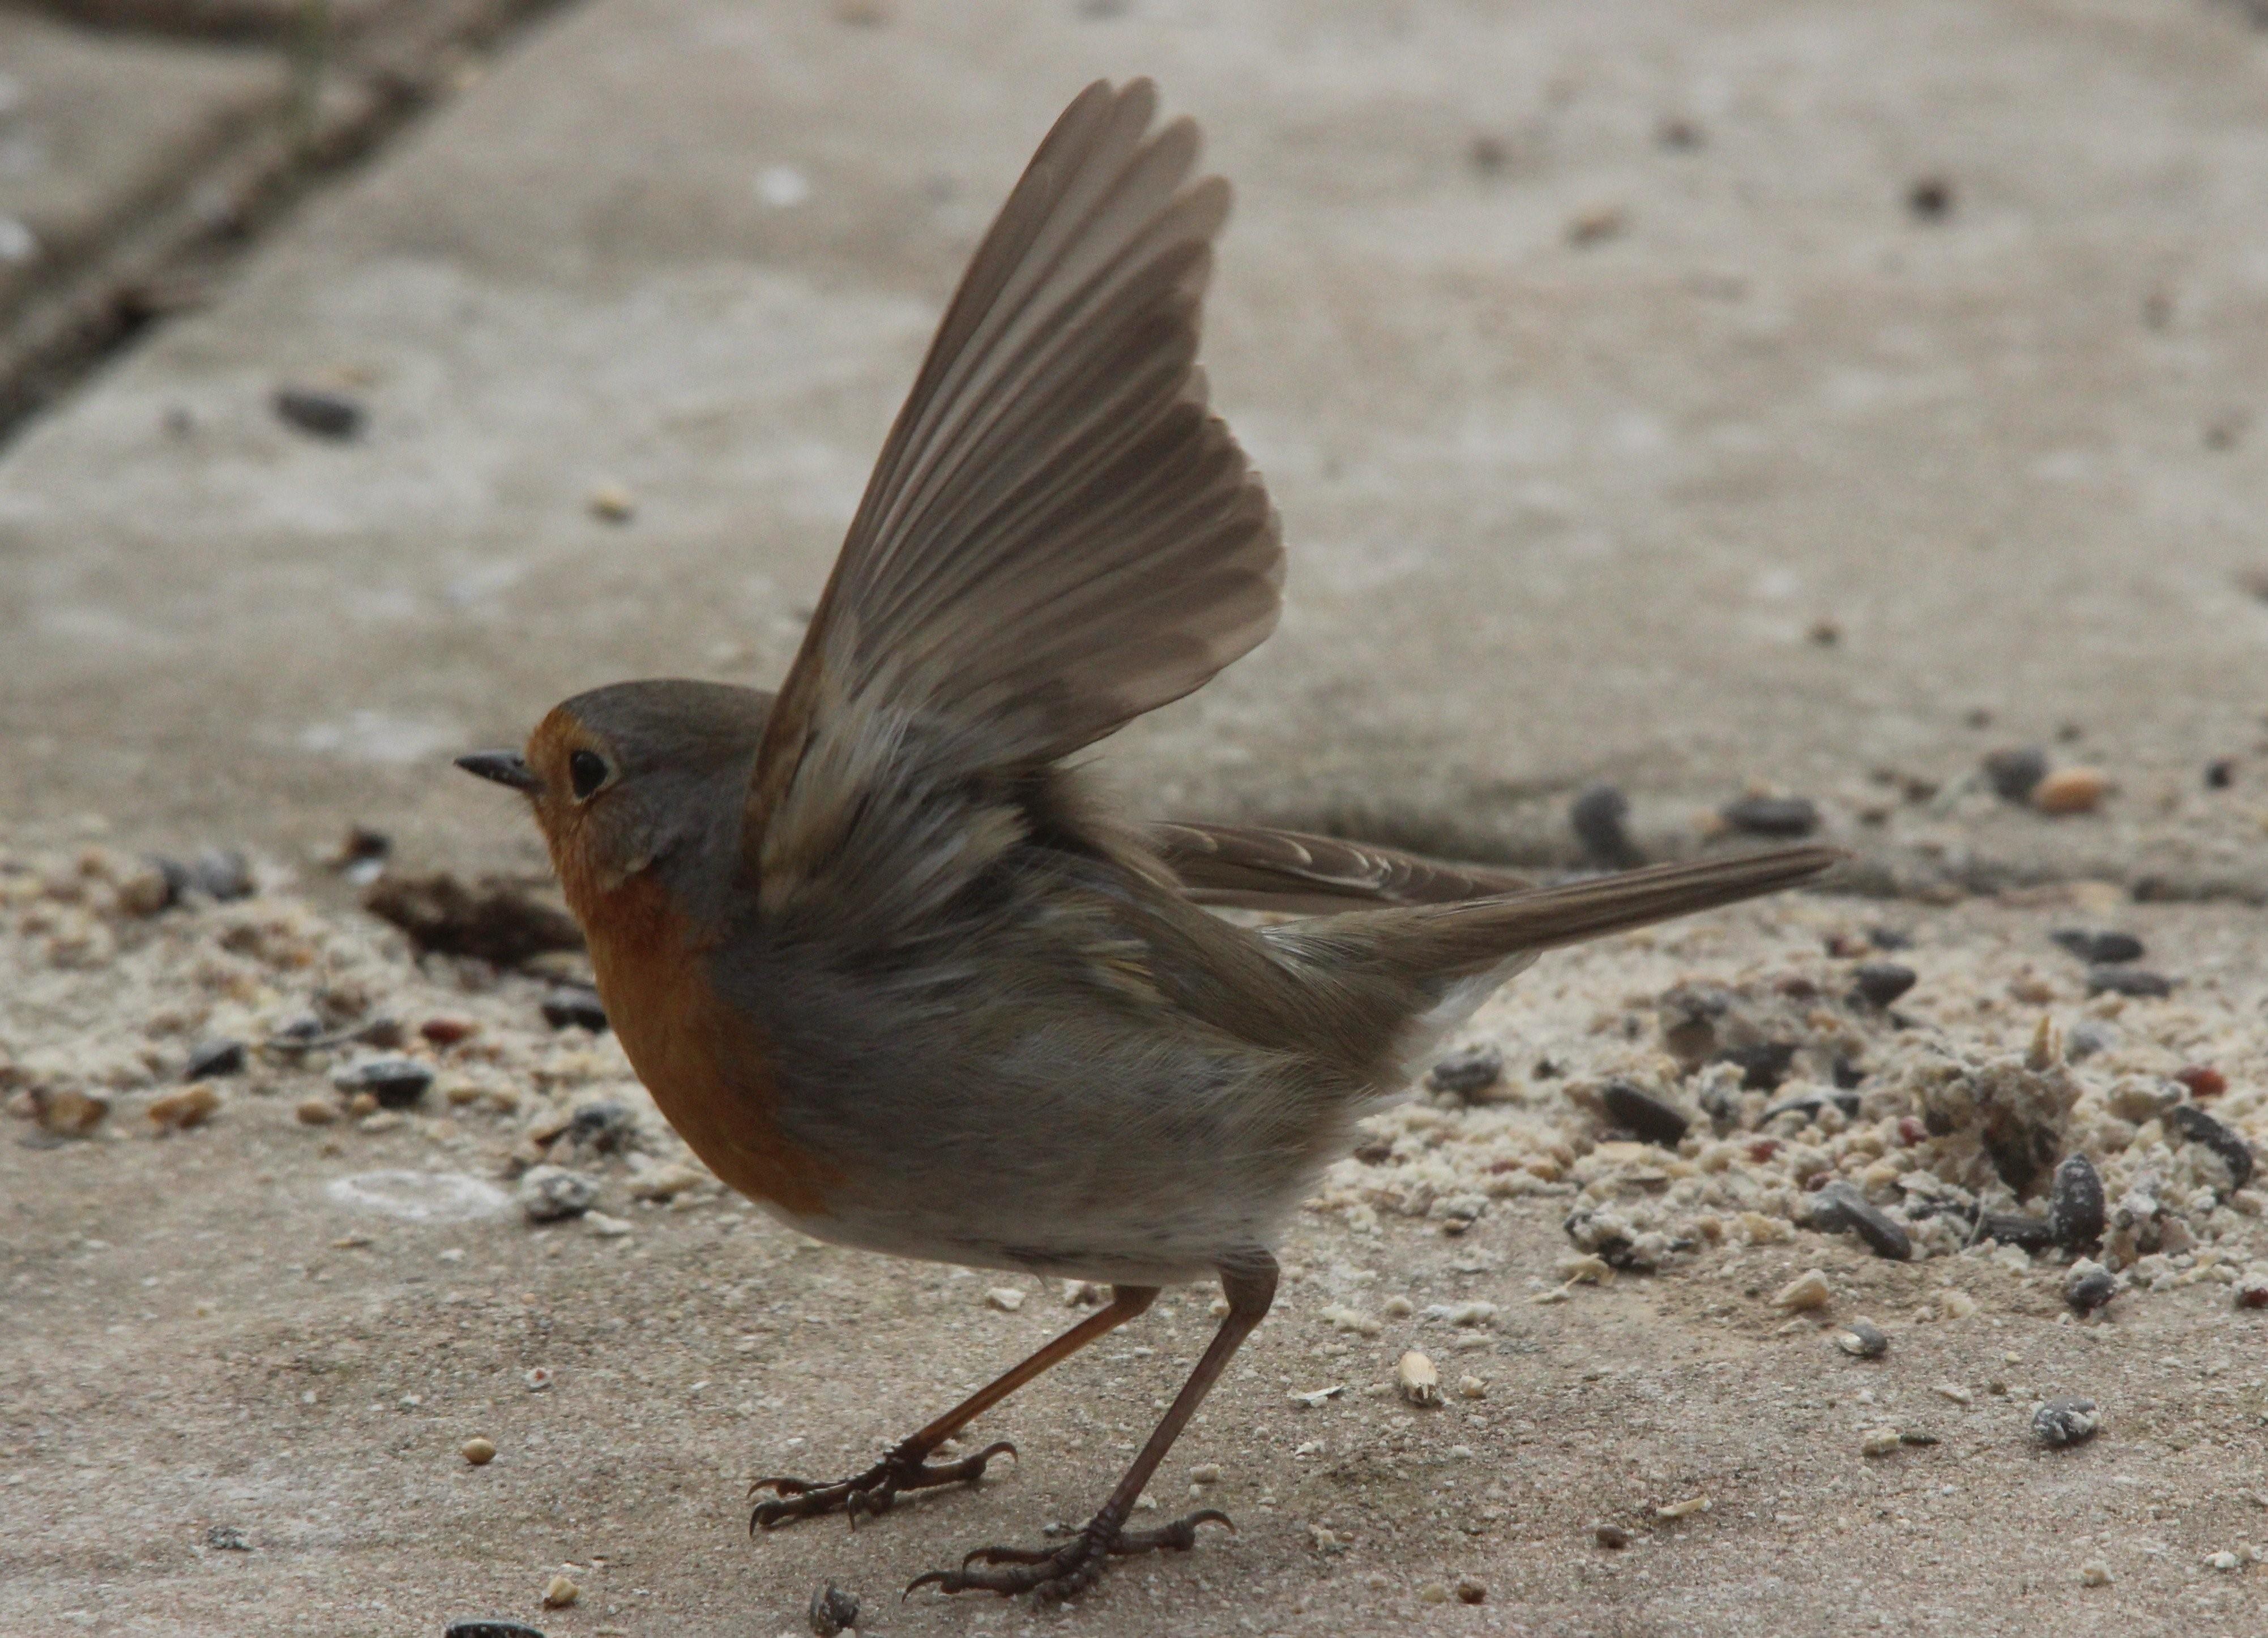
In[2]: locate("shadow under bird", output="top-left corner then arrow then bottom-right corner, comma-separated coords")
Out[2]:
459,78 -> 1838,1599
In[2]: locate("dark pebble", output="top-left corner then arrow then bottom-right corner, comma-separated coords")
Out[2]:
205,1524 -> 251,1550
445,1624 -> 548,1638
333,1057 -> 433,1109
1982,746 -> 2048,802
146,855 -> 190,910
2086,966 -> 2171,998
1353,1136 -> 1394,1165
1974,1211 -> 2056,1252
809,1583 -> 861,1638
1836,1319 -> 1890,1359
1868,926 -> 1913,951
273,385 -> 364,439
1594,1522 -> 1630,1549
2065,1268 -> 2117,1317
2168,1104 -> 2255,1194
1831,1056 -> 1867,1090
1720,1040 -> 1797,1091
1719,795 -> 1820,838
1599,1079 -> 1689,1147
2046,1154 -> 2106,1247
2065,1020 -> 2116,1061
2030,1398 -> 2100,1447
186,1038 -> 246,1080
565,1100 -> 635,1154
1569,782 -> 1641,867
190,847 -> 254,901
541,984 -> 610,1033
1850,961 -> 1916,1007
1763,1088 -> 1859,1124
1907,175 -> 1954,220
2205,758 -> 2235,790
2052,928 -> 2143,965
1809,1182 -> 1912,1260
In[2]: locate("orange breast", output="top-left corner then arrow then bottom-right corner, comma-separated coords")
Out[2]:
577,873 -> 839,1218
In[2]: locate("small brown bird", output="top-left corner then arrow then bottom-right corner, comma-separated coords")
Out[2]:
458,79 -> 1836,1599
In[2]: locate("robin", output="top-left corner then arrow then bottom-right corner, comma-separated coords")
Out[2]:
458,78 -> 1837,1599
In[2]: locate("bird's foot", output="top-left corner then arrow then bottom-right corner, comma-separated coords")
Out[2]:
907,1507 -> 1231,1601
748,1436 -> 1014,1532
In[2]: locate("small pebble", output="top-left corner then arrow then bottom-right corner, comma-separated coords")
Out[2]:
1600,1079 -> 1689,1146
205,1525 -> 251,1550
584,1211 -> 633,1238
443,1624 -> 548,1638
1850,961 -> 1916,1007
2209,1551 -> 2242,1573
1569,782 -> 1640,867
2086,965 -> 2171,999
2168,1104 -> 2254,1192
2205,757 -> 2235,789
2235,1271 -> 2268,1310
1860,1427 -> 1902,1457
421,1016 -> 479,1046
2079,1562 -> 2112,1587
1719,795 -> 1820,838
1594,1522 -> 1630,1549
2052,928 -> 2143,965
1453,1576 -> 1487,1604
2032,767 -> 2107,814
524,1367 -> 553,1391
1457,1375 -> 1488,1400
1907,175 -> 1953,219
294,1097 -> 340,1126
331,1057 -> 434,1109
1982,747 -> 2048,802
1836,1319 -> 1890,1359
562,1100 -> 635,1153
1426,1042 -> 1504,1098
273,386 -> 364,439
985,1286 -> 1027,1312
1396,1350 -> 1442,1407
2064,1262 -> 2117,1317
1932,1383 -> 1973,1406
29,1086 -> 110,1137
588,484 -> 637,523
541,985 -> 609,1032
518,1166 -> 599,1222
2031,1398 -> 2100,1447
1775,1269 -> 1831,1311
189,847 -> 255,901
2173,1064 -> 2227,1100
2047,1153 -> 2107,1247
185,1039 -> 246,1080
147,1083 -> 221,1131
541,1572 -> 578,1609
808,1581 -> 860,1637
1190,1463 -> 1221,1485
461,1436 -> 496,1466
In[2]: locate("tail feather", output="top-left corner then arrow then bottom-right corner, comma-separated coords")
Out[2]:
1267,845 -> 1842,978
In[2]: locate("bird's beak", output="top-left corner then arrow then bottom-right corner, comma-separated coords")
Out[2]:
455,750 -> 541,793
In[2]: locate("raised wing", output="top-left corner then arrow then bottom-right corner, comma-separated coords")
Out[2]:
1150,822 -> 1532,913
746,80 -> 1283,904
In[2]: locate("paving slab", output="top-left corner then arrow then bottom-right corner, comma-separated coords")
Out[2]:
5,0 -> 2268,897
0,10 -> 288,317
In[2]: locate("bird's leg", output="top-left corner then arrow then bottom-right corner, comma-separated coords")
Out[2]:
750,1284 -> 1157,1532
909,1250 -> 1276,1601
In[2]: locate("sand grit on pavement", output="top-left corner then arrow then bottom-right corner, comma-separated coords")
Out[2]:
3,832 -> 2266,1635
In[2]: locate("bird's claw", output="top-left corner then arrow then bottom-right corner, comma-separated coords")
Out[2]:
748,1439 -> 1014,1534
907,1508 -> 1231,1600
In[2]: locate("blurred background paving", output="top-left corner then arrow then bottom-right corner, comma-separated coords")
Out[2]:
4,0 -> 2268,897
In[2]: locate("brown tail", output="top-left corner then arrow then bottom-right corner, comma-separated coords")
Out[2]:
1271,845 -> 1843,976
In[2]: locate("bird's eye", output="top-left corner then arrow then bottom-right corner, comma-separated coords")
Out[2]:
567,749 -> 609,801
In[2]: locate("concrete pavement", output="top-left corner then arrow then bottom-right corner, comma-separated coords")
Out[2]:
4,0 -> 2268,897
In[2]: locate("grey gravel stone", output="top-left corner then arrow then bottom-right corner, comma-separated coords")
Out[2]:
188,847 -> 254,901
2052,927 -> 2144,965
1836,1319 -> 1890,1359
2047,1153 -> 2106,1247
185,1038 -> 246,1080
1719,795 -> 1821,837
1850,961 -> 1916,1007
1599,1079 -> 1689,1146
1593,1522 -> 1630,1549
2086,966 -> 2172,998
2030,1398 -> 2101,1447
1983,746 -> 2048,802
1426,1042 -> 1505,1098
204,1525 -> 250,1550
518,1166 -> 599,1222
540,984 -> 609,1033
272,386 -> 364,439
1569,781 -> 1640,867
2064,1265 -> 2117,1317
330,1057 -> 433,1109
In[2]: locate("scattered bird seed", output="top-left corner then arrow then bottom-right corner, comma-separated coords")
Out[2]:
294,1097 -> 339,1126
1655,1495 -> 1710,1520
1719,795 -> 1820,838
2031,1398 -> 2100,1447
1569,782 -> 1640,867
1775,1269 -> 1831,1311
2064,1261 -> 2117,1317
331,1057 -> 433,1109
517,1166 -> 598,1222
205,1525 -> 250,1550
461,1436 -> 496,1466
2086,965 -> 2172,998
273,386 -> 364,439
2032,767 -> 2107,814
540,985 -> 609,1032
2174,1064 -> 2227,1100
1975,1211 -> 2056,1252
1836,1319 -> 1890,1359
2052,928 -> 2143,965
1288,1385 -> 1342,1408
185,1038 -> 246,1079
1396,1350 -> 1442,1407
1600,1079 -> 1689,1146
147,1083 -> 221,1131
2169,1105 -> 2254,1192
1426,1042 -> 1504,1098
1808,1182 -> 1912,1261
808,1581 -> 860,1637
1594,1522 -> 1630,1549
1850,961 -> 1916,1007
541,1573 -> 579,1609
1982,747 -> 2048,802
2048,1153 -> 2106,1247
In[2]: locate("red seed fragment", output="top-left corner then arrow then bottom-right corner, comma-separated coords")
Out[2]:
2174,1065 -> 2227,1100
